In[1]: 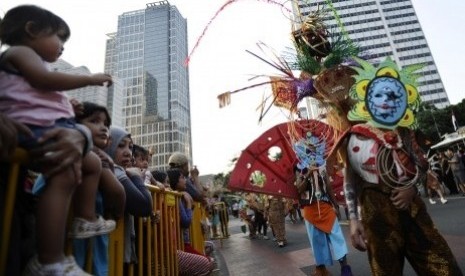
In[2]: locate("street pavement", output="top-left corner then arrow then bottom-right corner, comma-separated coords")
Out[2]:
211,195 -> 465,276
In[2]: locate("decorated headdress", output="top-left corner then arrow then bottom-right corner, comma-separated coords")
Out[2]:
186,1 -> 371,197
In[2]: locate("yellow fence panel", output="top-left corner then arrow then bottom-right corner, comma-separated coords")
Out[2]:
189,202 -> 207,254
0,148 -> 28,276
122,185 -> 182,276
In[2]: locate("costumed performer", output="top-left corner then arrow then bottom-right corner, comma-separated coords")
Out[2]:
341,57 -> 462,275
294,132 -> 352,276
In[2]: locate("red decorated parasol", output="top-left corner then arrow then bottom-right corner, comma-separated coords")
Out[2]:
228,119 -> 339,198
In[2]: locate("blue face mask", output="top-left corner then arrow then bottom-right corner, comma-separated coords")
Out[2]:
365,76 -> 407,127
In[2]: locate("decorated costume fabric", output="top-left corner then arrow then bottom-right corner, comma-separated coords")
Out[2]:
303,202 -> 336,234
228,119 -> 339,198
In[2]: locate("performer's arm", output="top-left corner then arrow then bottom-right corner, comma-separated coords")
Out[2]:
343,164 -> 358,220
343,145 -> 368,252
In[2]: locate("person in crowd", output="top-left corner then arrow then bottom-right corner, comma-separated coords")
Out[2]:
209,194 -> 221,238
166,168 -> 214,275
244,193 -> 258,239
152,170 -> 171,190
292,198 -> 304,221
0,114 -> 90,275
252,194 -> 268,240
76,102 -> 126,219
132,144 -> 164,190
238,204 -> 256,238
167,167 -> 205,255
231,201 -> 239,218
266,195 -> 287,247
105,127 -> 153,269
168,152 -> 206,203
446,147 -> 465,196
440,150 -> 459,194
295,166 -> 352,276
72,102 -> 126,275
0,5 -> 115,274
427,152 -> 448,204
286,198 -> 298,224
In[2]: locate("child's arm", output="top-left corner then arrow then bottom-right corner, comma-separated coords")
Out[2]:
5,46 -> 112,91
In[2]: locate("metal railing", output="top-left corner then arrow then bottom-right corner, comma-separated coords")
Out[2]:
1,157 -> 213,276
0,148 -> 28,276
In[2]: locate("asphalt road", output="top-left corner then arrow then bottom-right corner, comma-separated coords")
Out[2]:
213,195 -> 465,276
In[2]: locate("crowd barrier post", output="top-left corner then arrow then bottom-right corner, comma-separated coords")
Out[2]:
0,148 -> 28,276
108,217 -> 125,276
189,202 -> 207,254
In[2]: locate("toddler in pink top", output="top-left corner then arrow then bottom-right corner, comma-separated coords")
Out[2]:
0,5 -> 115,275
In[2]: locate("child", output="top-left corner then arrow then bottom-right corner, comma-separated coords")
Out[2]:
152,170 -> 171,190
74,102 -> 126,275
167,168 -> 214,275
76,102 -> 126,219
133,144 -> 165,189
0,5 -> 115,274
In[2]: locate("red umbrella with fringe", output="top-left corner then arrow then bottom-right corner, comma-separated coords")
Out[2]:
228,119 -> 339,198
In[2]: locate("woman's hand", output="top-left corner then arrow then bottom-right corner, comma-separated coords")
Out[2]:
390,185 -> 417,210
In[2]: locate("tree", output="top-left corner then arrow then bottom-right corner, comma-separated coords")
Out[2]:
417,99 -> 465,145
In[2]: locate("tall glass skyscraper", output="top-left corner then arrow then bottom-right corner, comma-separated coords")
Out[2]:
105,1 -> 191,169
294,0 -> 450,108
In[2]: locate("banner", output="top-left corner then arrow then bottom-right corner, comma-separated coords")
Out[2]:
452,112 -> 458,131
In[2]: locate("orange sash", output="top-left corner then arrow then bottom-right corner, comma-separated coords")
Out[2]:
303,201 -> 336,233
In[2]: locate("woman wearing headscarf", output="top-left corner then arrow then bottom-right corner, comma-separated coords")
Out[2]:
105,127 -> 152,267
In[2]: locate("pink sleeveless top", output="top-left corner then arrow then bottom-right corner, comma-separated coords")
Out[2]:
0,69 -> 74,127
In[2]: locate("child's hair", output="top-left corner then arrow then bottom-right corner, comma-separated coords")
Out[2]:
133,144 -> 149,159
167,168 -> 183,190
0,5 -> 71,46
151,170 -> 168,183
75,102 -> 112,127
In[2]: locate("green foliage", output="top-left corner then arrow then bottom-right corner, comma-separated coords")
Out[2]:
293,41 -> 322,75
323,31 -> 359,69
417,99 -> 465,144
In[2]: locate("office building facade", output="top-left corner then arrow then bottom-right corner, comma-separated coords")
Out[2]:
294,0 -> 450,108
105,1 -> 191,169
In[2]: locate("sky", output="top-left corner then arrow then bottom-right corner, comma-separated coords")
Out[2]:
2,0 -> 465,175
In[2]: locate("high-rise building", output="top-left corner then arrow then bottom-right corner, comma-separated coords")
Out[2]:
105,1 -> 191,169
294,0 -> 450,108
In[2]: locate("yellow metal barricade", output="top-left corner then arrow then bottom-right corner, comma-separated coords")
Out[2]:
189,202 -> 206,254
0,156 -> 184,276
108,217 -> 125,276
123,185 -> 181,276
0,148 -> 28,276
